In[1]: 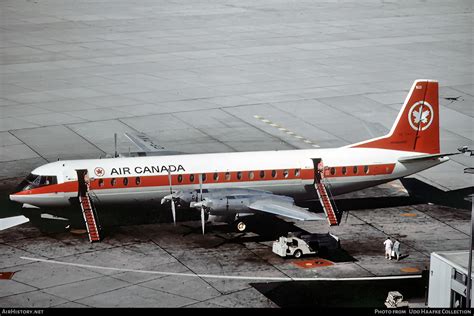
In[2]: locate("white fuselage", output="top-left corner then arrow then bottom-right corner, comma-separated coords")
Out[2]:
10,147 -> 447,209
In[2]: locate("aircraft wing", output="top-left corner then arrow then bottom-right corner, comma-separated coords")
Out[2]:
249,198 -> 325,221
124,132 -> 185,156
0,215 -> 29,231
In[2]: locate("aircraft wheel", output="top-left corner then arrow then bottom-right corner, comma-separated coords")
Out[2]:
294,250 -> 303,259
236,221 -> 247,232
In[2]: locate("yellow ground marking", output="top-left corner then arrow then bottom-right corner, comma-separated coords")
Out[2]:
254,115 -> 320,148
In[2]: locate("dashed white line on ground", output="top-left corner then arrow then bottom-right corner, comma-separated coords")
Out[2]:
253,115 -> 320,148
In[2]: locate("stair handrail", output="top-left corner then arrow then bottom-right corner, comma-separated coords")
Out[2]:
321,177 -> 341,224
86,192 -> 102,234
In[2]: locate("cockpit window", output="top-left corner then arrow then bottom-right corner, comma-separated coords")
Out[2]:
17,173 -> 57,191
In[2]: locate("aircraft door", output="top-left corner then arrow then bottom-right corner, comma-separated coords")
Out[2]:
76,169 -> 90,197
311,158 -> 325,184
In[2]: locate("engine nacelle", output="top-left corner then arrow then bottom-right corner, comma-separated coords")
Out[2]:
201,197 -> 253,215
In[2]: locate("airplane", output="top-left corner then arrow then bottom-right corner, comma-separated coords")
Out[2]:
8,79 -> 463,236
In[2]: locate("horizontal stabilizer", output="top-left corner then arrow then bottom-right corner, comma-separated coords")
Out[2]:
398,152 -> 458,163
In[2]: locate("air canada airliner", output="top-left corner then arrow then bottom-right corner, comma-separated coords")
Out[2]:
9,80 -> 457,233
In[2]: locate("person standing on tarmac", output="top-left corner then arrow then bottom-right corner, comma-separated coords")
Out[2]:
383,237 -> 393,260
393,240 -> 401,261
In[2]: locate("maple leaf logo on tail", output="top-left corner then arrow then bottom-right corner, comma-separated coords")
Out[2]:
408,101 -> 434,131
413,105 -> 430,124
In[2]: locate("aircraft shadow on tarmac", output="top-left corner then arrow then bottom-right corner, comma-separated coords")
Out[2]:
179,218 -> 356,263
251,275 -> 428,308
300,178 -> 472,214
399,178 -> 473,210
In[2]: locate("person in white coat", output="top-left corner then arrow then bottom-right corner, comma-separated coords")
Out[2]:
393,240 -> 401,261
383,237 -> 393,260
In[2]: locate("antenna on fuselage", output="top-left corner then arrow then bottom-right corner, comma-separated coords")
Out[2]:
114,133 -> 118,158
198,173 -> 206,235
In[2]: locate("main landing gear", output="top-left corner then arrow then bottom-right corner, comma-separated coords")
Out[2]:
235,220 -> 247,232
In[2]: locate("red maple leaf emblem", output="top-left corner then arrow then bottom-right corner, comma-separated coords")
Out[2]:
94,167 -> 105,177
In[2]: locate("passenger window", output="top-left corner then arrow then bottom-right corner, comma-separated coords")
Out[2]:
353,166 -> 358,174
283,169 -> 289,178
201,173 -> 207,182
225,172 -> 231,181
364,165 -> 369,174
294,169 -> 300,177
123,178 -> 128,186
260,170 -> 265,178
189,174 -> 195,182
237,171 -> 242,180
111,178 -> 116,186
135,177 -> 141,185
330,167 -> 336,175
271,170 -> 277,178
249,171 -> 254,180
213,172 -> 219,181
342,167 -> 347,175
178,175 -> 183,183
99,179 -> 104,187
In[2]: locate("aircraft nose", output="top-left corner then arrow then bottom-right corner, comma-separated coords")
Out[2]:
9,193 -> 25,203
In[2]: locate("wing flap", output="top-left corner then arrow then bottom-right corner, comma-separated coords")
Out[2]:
249,199 -> 325,221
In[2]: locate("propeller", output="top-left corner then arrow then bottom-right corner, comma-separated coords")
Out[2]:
199,173 -> 205,235
190,200 -> 209,235
160,170 -> 176,225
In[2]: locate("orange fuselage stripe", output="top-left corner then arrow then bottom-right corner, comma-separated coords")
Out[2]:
15,164 -> 396,196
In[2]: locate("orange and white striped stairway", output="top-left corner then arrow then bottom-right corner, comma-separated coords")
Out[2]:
79,194 -> 102,242
315,182 -> 339,226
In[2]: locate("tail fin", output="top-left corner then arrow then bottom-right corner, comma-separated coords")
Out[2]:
350,80 -> 439,154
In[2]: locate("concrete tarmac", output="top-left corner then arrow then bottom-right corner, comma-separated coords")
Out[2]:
0,181 -> 471,307
0,0 -> 472,308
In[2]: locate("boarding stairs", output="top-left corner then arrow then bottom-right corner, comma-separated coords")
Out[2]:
315,180 -> 339,226
79,193 -> 102,242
